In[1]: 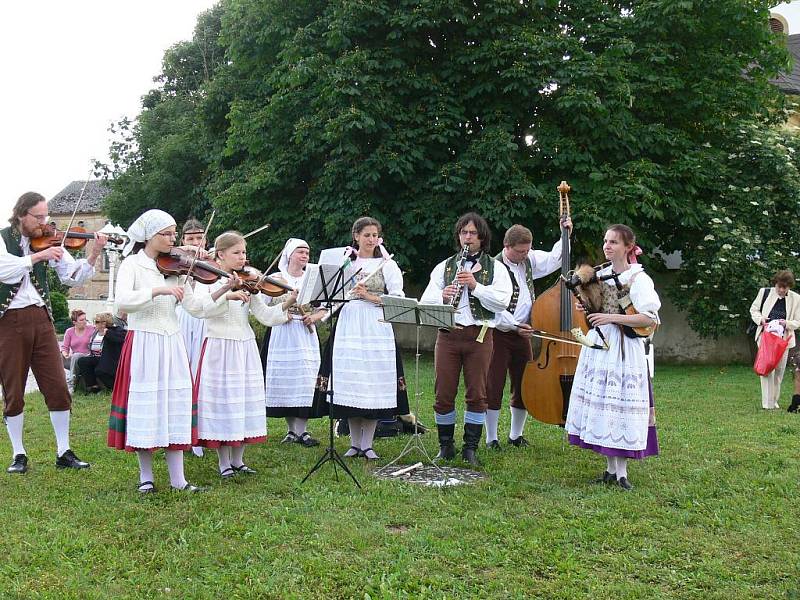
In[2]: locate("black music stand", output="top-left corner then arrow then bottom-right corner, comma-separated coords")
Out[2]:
301,261 -> 362,487
375,298 -> 455,477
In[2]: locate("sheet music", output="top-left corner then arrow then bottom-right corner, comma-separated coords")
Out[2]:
418,304 -> 456,328
297,264 -> 319,306
380,296 -> 420,324
379,296 -> 456,329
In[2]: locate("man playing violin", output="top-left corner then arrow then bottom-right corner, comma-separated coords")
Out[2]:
420,212 -> 512,466
0,191 -> 107,474
486,217 -> 572,450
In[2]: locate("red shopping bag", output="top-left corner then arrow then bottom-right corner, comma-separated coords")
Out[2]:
753,330 -> 789,376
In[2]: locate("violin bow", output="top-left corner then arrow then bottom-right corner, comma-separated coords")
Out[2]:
184,209 -> 216,283
60,171 -> 94,250
242,222 -> 271,240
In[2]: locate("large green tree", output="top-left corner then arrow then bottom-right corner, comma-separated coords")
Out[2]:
103,0 -> 796,334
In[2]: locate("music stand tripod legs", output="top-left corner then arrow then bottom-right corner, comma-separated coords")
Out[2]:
301,263 -> 361,488
376,323 -> 448,478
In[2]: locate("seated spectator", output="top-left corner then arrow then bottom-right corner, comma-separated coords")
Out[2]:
76,313 -> 127,393
62,309 -> 95,389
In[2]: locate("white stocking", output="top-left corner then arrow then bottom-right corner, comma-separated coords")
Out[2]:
484,409 -> 500,443
509,407 -> 528,440
136,450 -> 154,486
606,456 -> 616,475
360,419 -> 378,452
217,446 -> 232,473
231,445 -> 246,468
285,417 -> 297,434
49,410 -> 71,457
295,417 -> 309,436
348,418 -> 362,449
615,457 -> 628,480
165,449 -> 188,489
5,414 -> 26,457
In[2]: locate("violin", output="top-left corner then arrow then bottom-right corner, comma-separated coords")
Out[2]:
155,249 -> 295,297
30,224 -> 124,252
155,248 -> 232,284
234,266 -> 294,297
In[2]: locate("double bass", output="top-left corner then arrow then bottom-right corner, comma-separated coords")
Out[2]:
520,181 -> 589,425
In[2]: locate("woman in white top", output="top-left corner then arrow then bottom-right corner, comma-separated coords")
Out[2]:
262,238 -> 327,447
183,231 -> 296,478
108,209 -> 201,493
313,217 -> 408,460
175,218 -> 210,458
565,224 -> 661,491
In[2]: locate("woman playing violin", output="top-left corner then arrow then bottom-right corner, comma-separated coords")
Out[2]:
175,218 -> 209,458
182,231 -> 297,479
262,238 -> 327,447
564,224 -> 661,491
108,209 -> 201,493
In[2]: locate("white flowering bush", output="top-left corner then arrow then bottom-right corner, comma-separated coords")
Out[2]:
670,125 -> 800,337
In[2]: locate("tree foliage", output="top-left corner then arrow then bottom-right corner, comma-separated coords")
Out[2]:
101,0 -> 795,335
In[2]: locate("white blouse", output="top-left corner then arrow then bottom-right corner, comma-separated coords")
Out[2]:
182,279 -> 289,341
114,250 -> 182,336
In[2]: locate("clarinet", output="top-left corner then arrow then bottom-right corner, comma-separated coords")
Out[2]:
448,244 -> 471,307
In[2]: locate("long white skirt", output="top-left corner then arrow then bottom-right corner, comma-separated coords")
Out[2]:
265,317 -> 320,409
565,324 -> 652,452
177,305 -> 206,377
125,331 -> 194,449
332,299 -> 397,410
196,337 -> 267,444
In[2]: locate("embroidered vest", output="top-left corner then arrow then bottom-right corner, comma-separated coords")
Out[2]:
443,251 -> 495,322
494,251 -> 535,314
0,226 -> 52,320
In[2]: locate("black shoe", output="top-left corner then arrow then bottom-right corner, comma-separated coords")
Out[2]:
232,464 -> 257,475
175,483 -> 207,492
486,440 -> 503,451
435,423 -> 456,461
295,432 -> 320,447
220,467 -> 236,479
361,448 -> 380,461
593,471 -> 617,484
617,477 -> 633,491
344,446 -> 361,458
55,449 -> 90,470
788,394 -> 800,413
6,454 -> 28,474
508,435 -> 530,447
137,480 -> 156,494
281,431 -> 299,444
461,423 -> 483,467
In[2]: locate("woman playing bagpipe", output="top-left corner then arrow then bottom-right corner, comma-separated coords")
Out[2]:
262,238 -> 327,447
564,224 -> 660,491
182,231 -> 297,479
313,217 -> 409,460
108,210 -> 201,493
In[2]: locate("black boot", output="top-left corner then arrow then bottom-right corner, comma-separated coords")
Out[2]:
435,423 -> 456,460
788,394 -> 800,413
462,423 -> 482,467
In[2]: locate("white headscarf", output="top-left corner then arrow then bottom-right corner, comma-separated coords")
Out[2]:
279,238 -> 310,272
122,209 -> 176,256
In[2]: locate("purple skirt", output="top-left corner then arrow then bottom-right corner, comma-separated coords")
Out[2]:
568,376 -> 660,460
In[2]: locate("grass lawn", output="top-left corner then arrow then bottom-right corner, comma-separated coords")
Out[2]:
0,360 -> 798,599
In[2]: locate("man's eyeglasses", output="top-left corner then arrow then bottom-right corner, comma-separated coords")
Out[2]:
26,212 -> 49,223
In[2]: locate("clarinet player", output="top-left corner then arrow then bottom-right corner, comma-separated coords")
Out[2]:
420,213 -> 511,466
